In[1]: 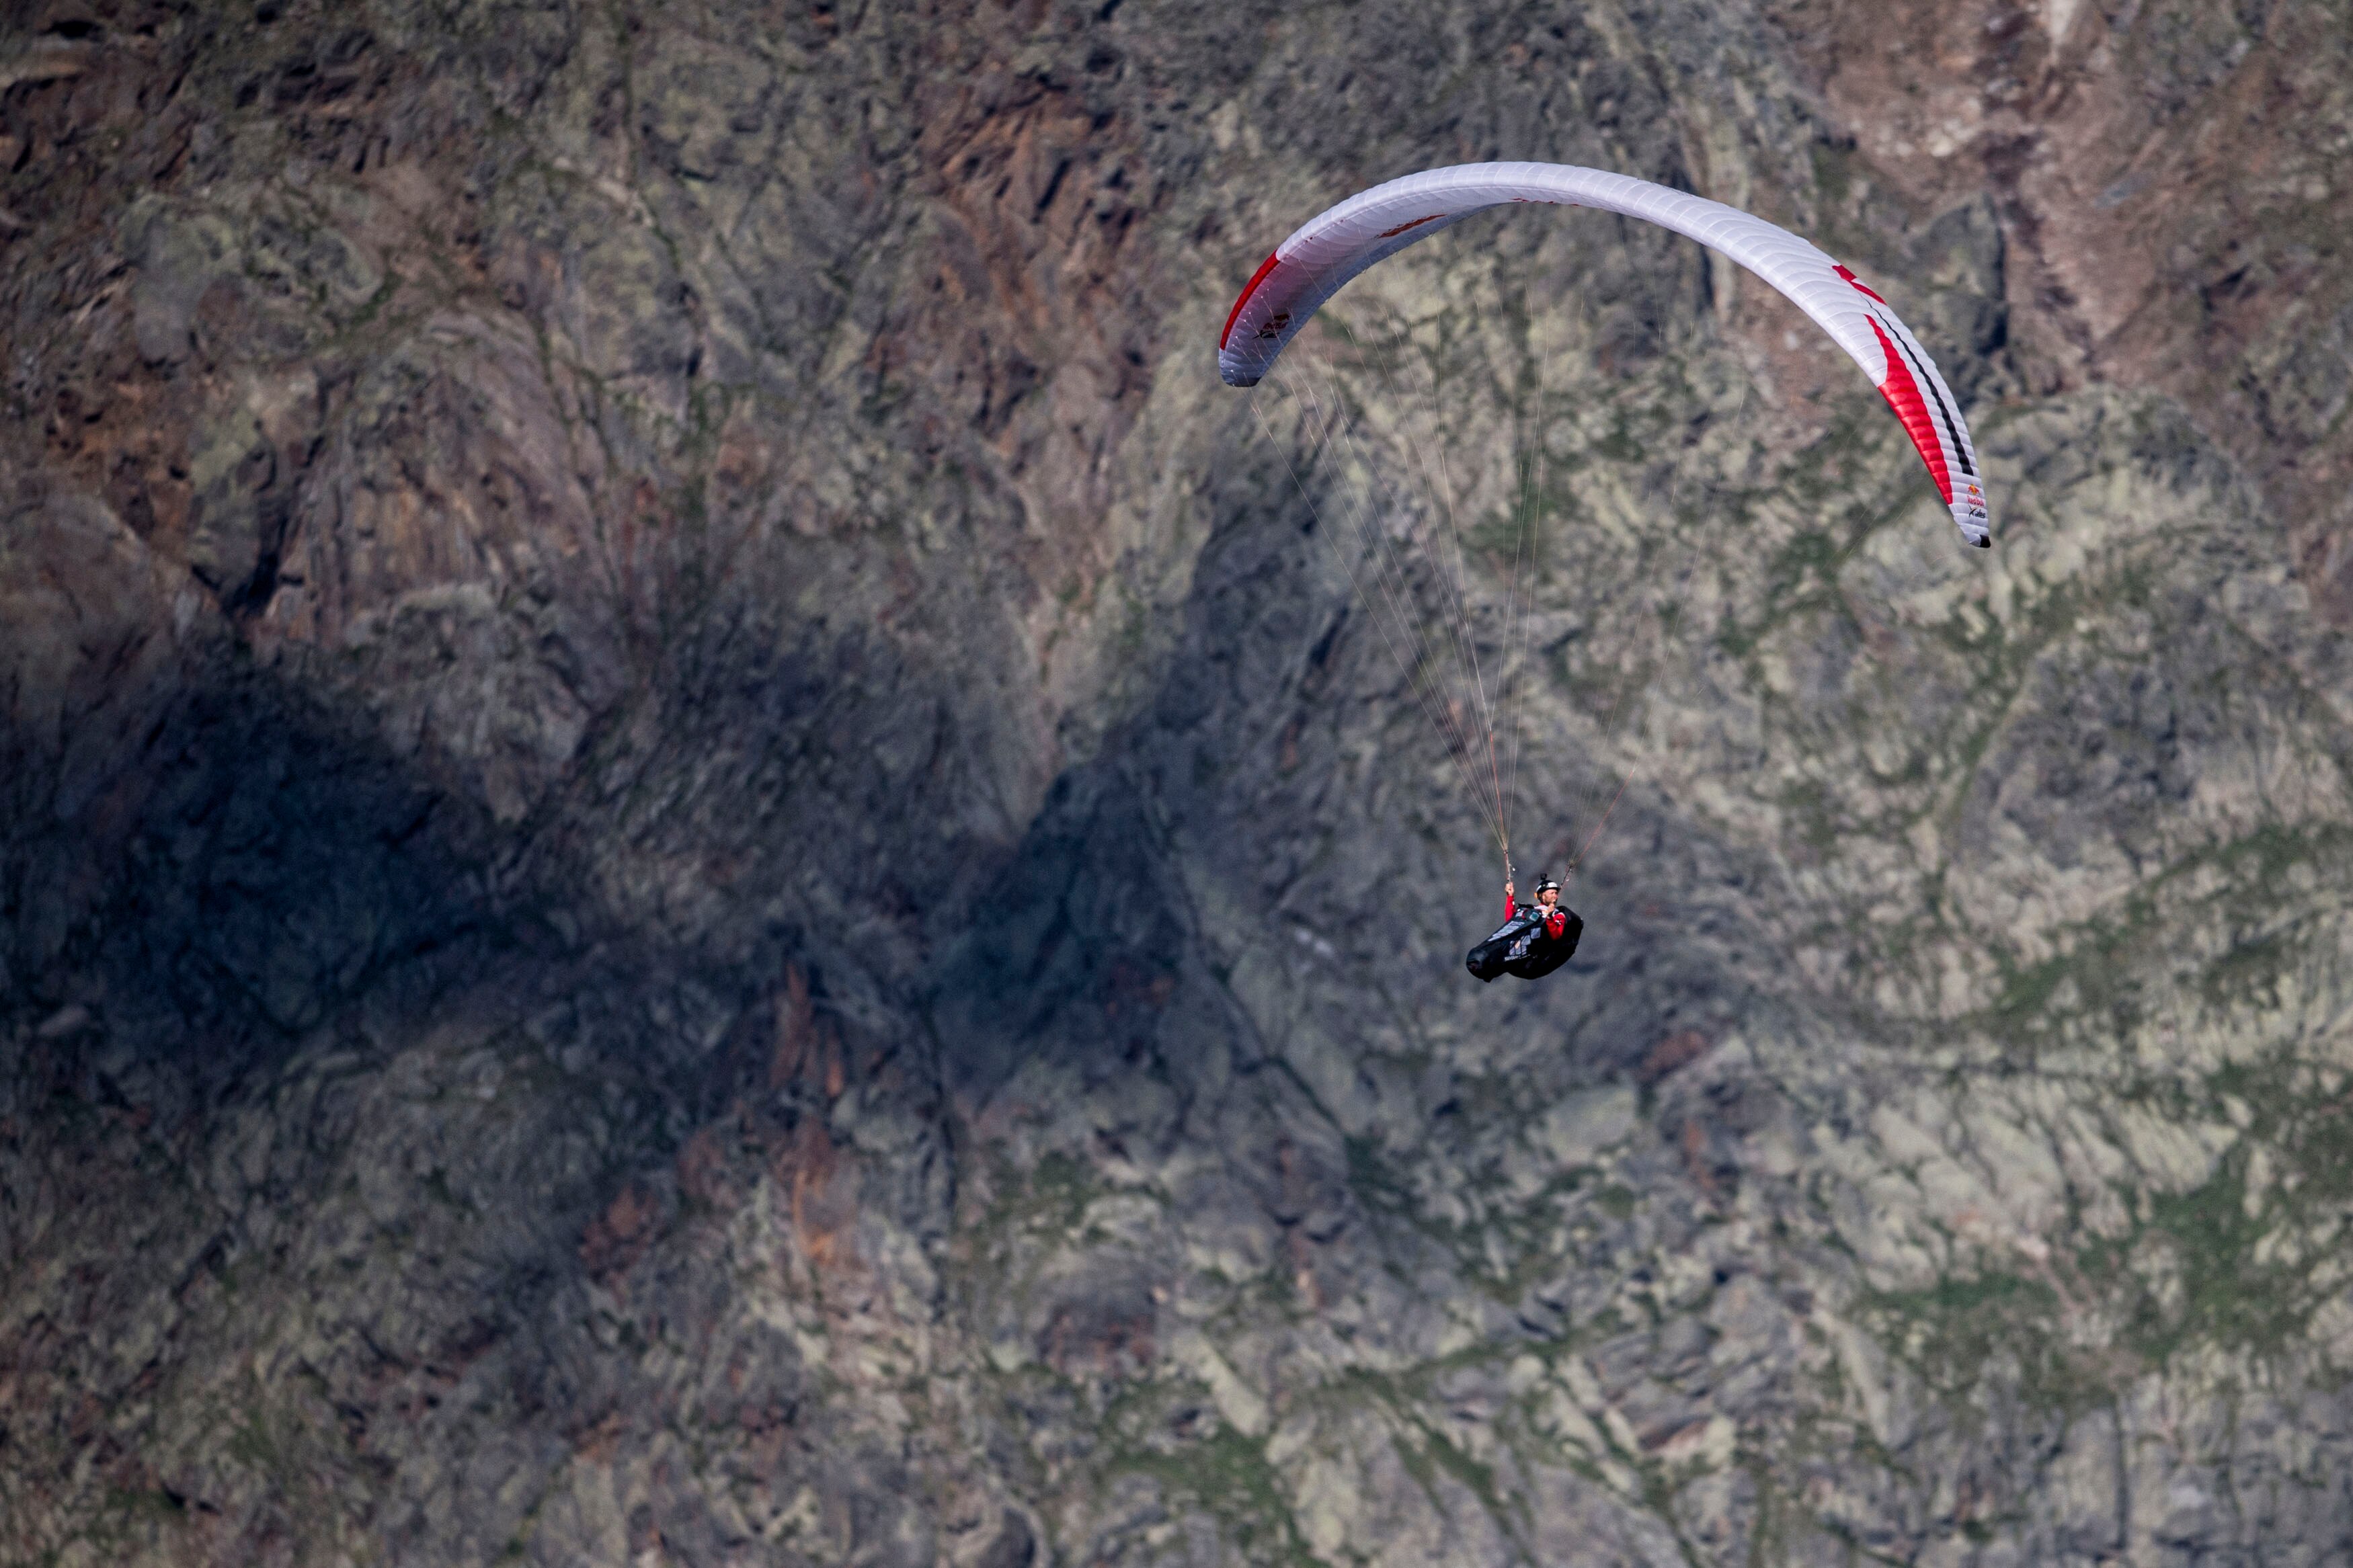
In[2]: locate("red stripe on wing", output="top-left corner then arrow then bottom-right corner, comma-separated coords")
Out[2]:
1220,252 -> 1283,352
1869,317 -> 1953,505
1835,264 -> 1888,305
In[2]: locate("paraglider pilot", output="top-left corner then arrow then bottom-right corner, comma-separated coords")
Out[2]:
1503,876 -> 1569,941
1467,873 -> 1582,983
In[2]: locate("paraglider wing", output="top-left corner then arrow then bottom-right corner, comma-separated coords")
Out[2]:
1218,162 -> 1991,547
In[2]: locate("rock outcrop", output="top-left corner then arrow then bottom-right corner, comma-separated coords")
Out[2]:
5,1 -> 2352,1564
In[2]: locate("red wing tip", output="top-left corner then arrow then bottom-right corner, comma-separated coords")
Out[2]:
1220,251 -> 1284,352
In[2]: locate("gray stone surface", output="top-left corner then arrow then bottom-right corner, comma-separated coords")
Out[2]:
5,0 -> 2353,1563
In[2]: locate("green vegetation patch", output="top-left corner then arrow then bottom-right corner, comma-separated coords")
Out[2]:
1979,821 -> 2353,1055
1109,1425 -> 1317,1567
2084,1053 -> 2353,1365
1862,1270 -> 2113,1415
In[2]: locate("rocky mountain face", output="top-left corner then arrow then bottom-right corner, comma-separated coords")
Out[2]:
5,1 -> 2353,1563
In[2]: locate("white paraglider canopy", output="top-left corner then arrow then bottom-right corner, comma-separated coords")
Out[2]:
1218,161 -> 1991,547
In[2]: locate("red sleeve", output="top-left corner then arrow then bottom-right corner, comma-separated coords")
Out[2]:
1544,909 -> 1566,939
1504,894 -> 1517,920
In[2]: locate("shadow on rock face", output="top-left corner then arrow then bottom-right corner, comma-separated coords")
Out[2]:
1,483 -> 508,1087
924,426 -> 1781,1124
926,770 -> 1205,1106
0,480 -> 953,1567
